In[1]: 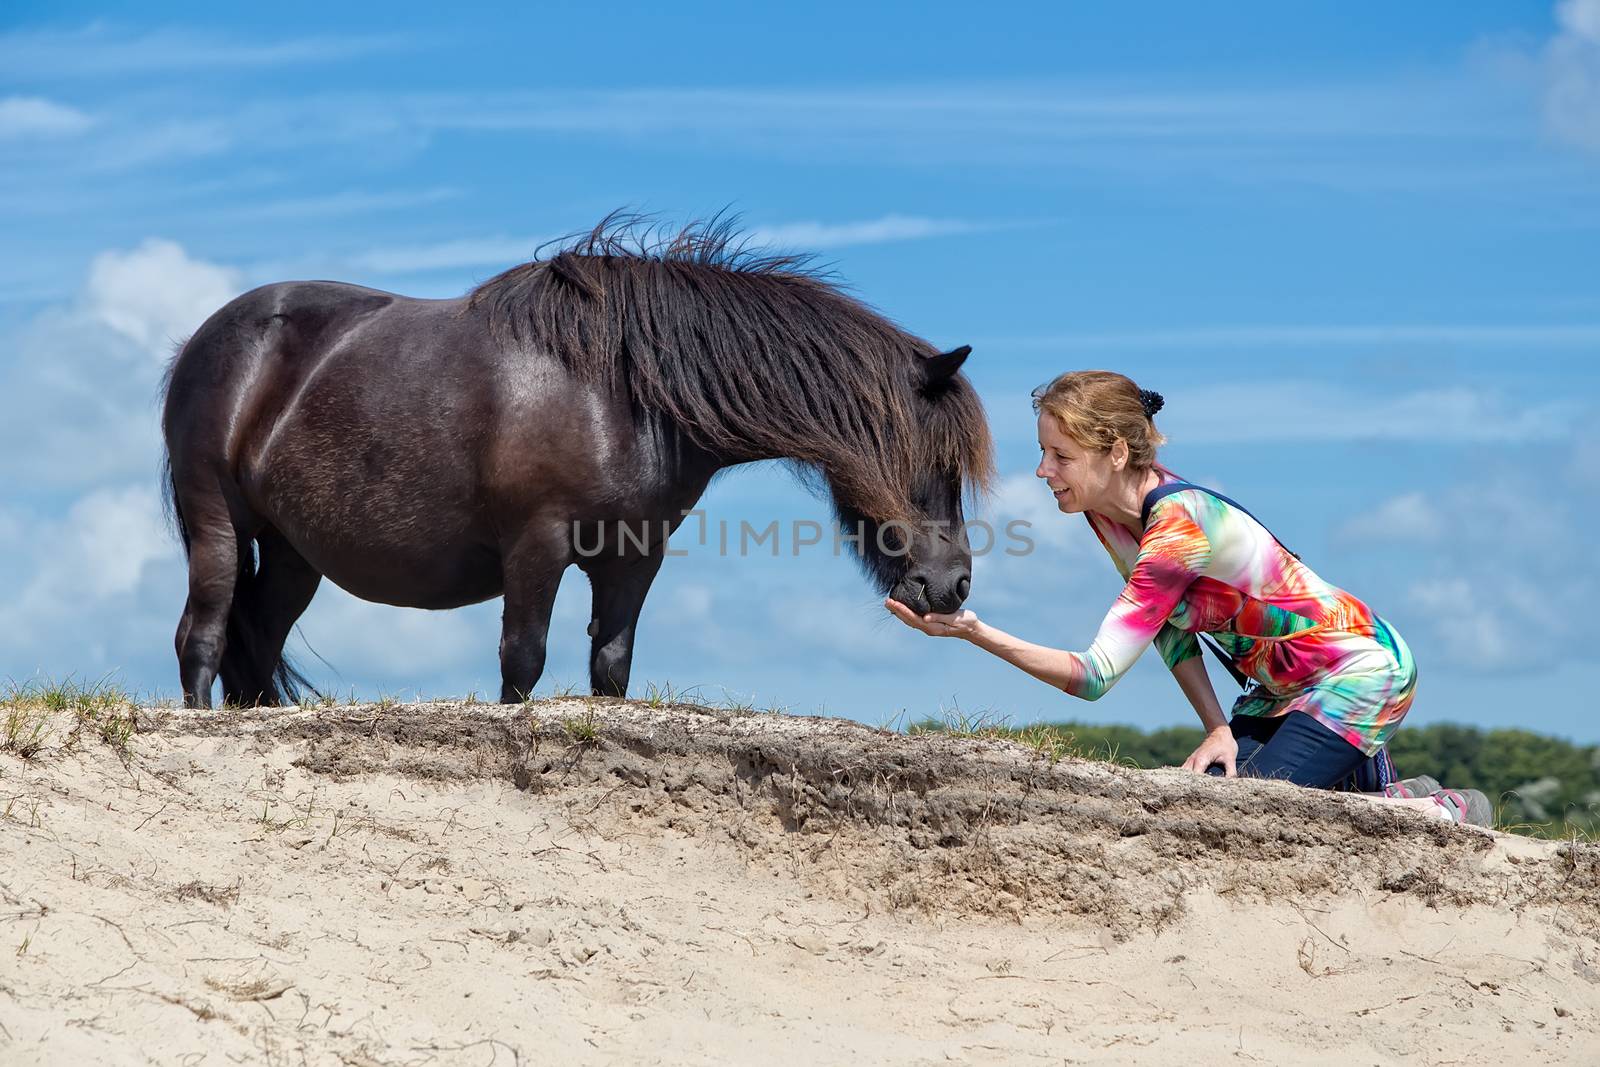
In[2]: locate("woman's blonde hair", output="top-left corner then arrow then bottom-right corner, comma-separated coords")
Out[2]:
1031,370 -> 1167,470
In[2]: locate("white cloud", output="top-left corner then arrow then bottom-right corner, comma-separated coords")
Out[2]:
982,323 -> 1600,350
226,187 -> 460,221
0,96 -> 93,139
1334,491 -> 1444,546
1405,578 -> 1519,670
344,235 -> 551,274
64,485 -> 175,598
330,215 -> 995,278
672,583 -> 715,620
1546,0 -> 1600,150
0,25 -> 411,79
992,381 -> 1584,447
339,212 -> 998,275
767,592 -> 908,671
0,239 -> 239,491
1348,438 -> 1599,675
1161,382 -> 1580,444
1569,428 -> 1600,485
0,485 -> 180,665
0,77 -> 1539,189
369,83 -> 1473,149
749,215 -> 990,251
1404,562 -> 1576,674
1567,0 -> 1600,37
86,239 -> 242,360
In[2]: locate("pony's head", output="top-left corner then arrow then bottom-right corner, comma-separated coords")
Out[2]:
831,344 -> 989,615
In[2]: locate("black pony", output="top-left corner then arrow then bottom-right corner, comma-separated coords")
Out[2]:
161,216 -> 994,708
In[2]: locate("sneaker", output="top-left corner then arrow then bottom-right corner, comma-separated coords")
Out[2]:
1384,775 -> 1441,799
1431,788 -> 1494,827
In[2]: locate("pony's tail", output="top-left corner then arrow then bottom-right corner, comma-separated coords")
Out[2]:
159,341 -> 192,559
220,571 -> 317,706
161,452 -> 190,556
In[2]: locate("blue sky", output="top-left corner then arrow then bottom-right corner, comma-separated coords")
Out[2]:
3,2 -> 1598,742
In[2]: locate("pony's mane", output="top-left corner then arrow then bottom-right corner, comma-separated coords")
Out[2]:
467,213 -> 994,519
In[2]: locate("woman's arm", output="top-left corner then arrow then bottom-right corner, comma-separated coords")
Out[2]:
881,600 -> 1122,699
1171,653 -> 1238,775
1171,653 -> 1227,732
888,598 -> 1241,773
881,602 -> 1112,698
897,501 -> 1216,697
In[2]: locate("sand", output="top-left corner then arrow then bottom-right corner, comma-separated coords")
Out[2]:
2,698 -> 1597,1065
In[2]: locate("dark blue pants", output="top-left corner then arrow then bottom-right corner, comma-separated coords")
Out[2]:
1205,712 -> 1397,791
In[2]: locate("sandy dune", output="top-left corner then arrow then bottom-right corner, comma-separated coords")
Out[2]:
2,699 -> 1597,1065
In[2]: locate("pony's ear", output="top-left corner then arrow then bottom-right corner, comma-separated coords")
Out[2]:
922,345 -> 971,386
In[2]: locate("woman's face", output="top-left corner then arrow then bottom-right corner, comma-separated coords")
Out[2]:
1035,412 -> 1115,514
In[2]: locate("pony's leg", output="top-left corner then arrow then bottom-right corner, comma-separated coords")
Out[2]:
174,497 -> 240,710
586,552 -> 667,698
220,528 -> 322,707
498,530 -> 570,703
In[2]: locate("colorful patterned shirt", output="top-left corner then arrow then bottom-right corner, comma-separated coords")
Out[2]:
1064,471 -> 1416,755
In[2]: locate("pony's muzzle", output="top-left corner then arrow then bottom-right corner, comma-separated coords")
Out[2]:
892,566 -> 971,616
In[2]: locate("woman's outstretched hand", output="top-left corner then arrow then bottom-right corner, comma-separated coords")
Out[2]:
1181,725 -> 1238,777
884,597 -> 981,640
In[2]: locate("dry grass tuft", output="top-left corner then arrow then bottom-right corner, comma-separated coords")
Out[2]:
1,676 -> 137,759
174,880 -> 242,907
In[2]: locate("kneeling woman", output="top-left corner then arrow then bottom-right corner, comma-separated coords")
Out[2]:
887,370 -> 1489,826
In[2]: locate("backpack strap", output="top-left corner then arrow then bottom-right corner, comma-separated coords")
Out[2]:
1139,480 -> 1299,690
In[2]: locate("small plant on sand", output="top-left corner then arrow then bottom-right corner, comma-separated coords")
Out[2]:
1012,724 -> 1078,765
3,703 -> 54,758
909,701 -> 1012,740
256,801 -> 295,832
640,681 -> 704,709
899,710 -> 1093,767
563,709 -> 601,745
3,795 -> 43,829
716,688 -> 757,715
94,707 -> 137,758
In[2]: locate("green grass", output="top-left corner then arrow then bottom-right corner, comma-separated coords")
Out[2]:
1,676 -> 137,759
641,681 -> 704,708
562,709 -> 601,745
2,702 -> 54,758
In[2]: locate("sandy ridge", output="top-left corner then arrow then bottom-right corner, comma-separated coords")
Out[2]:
2,699 -> 1597,1065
